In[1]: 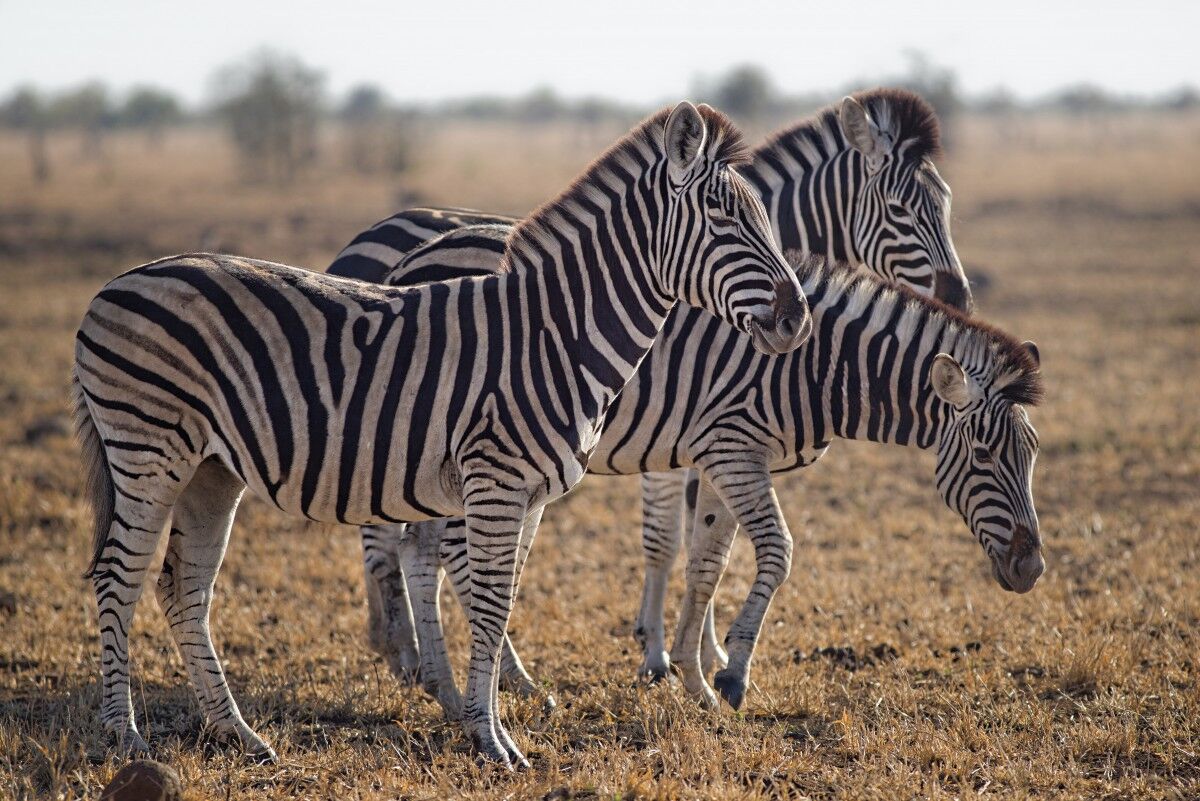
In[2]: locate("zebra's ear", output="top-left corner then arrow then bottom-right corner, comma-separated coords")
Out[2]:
1022,340 -> 1041,369
665,101 -> 707,183
931,353 -> 972,409
839,96 -> 890,173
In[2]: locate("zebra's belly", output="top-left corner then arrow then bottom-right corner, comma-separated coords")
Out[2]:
212,420 -> 465,526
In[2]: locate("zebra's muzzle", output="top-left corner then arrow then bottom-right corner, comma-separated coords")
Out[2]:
934,272 -> 974,314
991,523 -> 1044,594
749,279 -> 811,355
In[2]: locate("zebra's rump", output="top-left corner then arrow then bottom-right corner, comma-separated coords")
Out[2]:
74,253 -> 477,525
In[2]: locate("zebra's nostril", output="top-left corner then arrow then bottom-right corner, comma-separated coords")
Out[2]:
771,279 -> 810,342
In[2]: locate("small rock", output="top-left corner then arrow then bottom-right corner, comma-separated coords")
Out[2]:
100,759 -> 182,801
24,415 -> 71,445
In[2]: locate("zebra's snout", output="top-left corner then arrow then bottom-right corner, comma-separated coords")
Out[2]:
993,523 -> 1044,594
750,279 -> 811,355
934,272 -> 974,314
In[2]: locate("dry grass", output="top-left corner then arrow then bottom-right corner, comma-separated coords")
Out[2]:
1,113 -> 1199,800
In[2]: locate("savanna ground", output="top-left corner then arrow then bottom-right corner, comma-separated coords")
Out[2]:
1,111 -> 1198,799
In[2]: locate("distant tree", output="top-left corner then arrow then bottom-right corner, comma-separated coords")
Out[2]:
211,51 -> 325,183
516,87 -> 563,122
49,82 -> 112,158
1161,85 -> 1200,111
710,65 -> 775,120
340,84 -> 386,122
0,87 -> 51,182
337,84 -> 412,177
975,86 -> 1017,115
120,86 -> 183,146
1050,84 -> 1116,114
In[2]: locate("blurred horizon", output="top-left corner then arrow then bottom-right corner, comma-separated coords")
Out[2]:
2,1 -> 1196,109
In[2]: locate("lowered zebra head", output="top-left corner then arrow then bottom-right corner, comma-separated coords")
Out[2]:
930,339 -> 1044,593
840,89 -> 972,313
660,102 -> 811,355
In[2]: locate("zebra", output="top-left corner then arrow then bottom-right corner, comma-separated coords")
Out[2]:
329,89 -> 972,312
359,225 -> 1044,719
341,88 -> 977,698
70,102 -> 812,769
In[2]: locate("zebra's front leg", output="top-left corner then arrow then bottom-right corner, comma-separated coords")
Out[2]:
155,458 -> 276,761
700,599 -> 729,676
669,478 -> 738,709
704,462 -> 792,711
675,469 -> 730,677
634,471 -> 685,681
361,523 -> 421,685
460,479 -> 532,769
441,511 -> 553,712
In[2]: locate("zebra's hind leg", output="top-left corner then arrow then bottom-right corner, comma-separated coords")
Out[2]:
154,458 -> 276,762
670,478 -> 738,710
634,471 -> 685,682
93,504 -> 174,755
362,523 -> 422,685
92,473 -> 193,755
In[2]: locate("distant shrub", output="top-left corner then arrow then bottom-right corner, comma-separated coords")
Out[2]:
211,51 -> 325,183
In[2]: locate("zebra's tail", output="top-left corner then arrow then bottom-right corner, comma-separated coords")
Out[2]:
71,370 -> 113,579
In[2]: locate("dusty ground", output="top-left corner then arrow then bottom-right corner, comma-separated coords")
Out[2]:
1,113 -> 1198,799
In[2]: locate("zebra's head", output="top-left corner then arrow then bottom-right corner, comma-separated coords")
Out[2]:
930,341 -> 1044,593
660,102 -> 811,355
840,91 -> 973,313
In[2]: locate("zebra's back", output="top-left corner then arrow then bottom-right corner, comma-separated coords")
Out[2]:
329,207 -> 517,282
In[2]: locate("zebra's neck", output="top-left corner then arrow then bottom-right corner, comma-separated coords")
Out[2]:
799,267 -> 956,450
498,181 -> 675,420
742,117 -> 861,265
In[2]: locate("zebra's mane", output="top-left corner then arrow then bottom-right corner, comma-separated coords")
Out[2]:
791,255 -> 1043,407
503,104 -> 750,266
756,87 -> 943,166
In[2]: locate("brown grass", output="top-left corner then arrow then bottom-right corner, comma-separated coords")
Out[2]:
1,113 -> 1199,800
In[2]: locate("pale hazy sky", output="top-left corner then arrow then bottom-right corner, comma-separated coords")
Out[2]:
1,1 -> 1195,105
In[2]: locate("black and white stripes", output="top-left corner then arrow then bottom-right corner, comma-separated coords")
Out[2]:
72,102 -> 810,767
366,238 -> 1044,716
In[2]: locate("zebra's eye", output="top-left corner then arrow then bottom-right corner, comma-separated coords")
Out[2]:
707,208 -> 735,226
887,202 -> 910,218
973,446 -> 993,464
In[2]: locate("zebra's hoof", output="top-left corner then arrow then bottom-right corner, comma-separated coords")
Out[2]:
387,653 -> 422,687
470,733 -> 514,771
247,745 -> 278,765
713,668 -> 747,710
637,651 -> 672,683
115,728 -> 151,758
